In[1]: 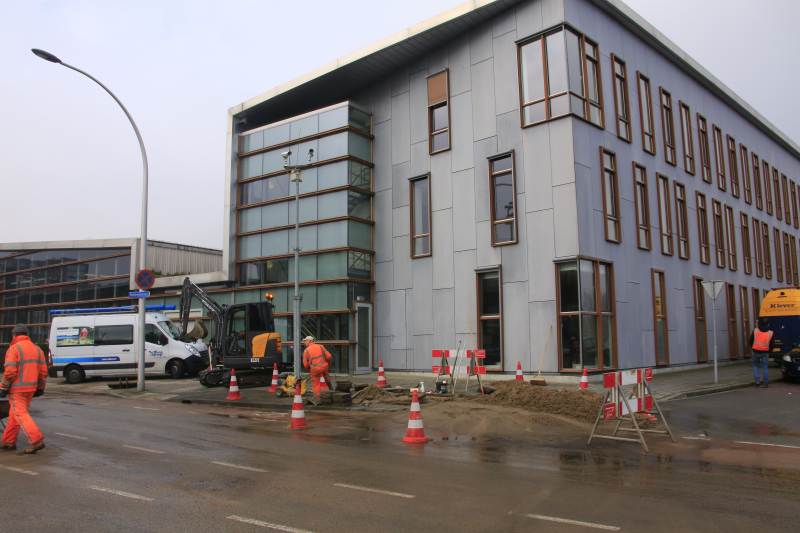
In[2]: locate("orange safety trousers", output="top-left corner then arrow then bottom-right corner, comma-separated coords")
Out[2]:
310,365 -> 331,399
2,392 -> 43,445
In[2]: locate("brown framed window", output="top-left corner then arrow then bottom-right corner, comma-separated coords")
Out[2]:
652,269 -> 669,365
712,199 -> 725,268
656,174 -> 673,255
763,160 -> 773,215
791,235 -> 799,286
764,288 -> 770,301
638,72 -> 656,154
741,213 -> 752,275
697,114 -> 712,183
696,192 -> 710,264
477,268 -> 502,370
725,205 -> 737,271
633,163 -> 651,250
611,54 -> 631,142
752,152 -> 763,210
753,217 -> 763,277
601,149 -> 621,243
753,287 -> 762,321
489,152 -> 518,245
774,227 -> 783,282
782,174 -> 791,226
660,88 -> 677,165
679,101 -> 695,174
674,182 -> 690,259
762,222 -> 772,279
740,144 -> 752,204
409,174 -> 432,258
791,179 -> 799,228
726,283 -> 739,359
783,232 -> 793,285
727,135 -> 740,198
773,167 -> 782,220
517,25 -> 603,128
713,125 -> 726,191
556,259 -> 616,371
427,71 -> 450,154
740,285 -> 751,358
694,277 -> 708,362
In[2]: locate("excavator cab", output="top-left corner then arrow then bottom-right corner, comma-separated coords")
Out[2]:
222,302 -> 282,370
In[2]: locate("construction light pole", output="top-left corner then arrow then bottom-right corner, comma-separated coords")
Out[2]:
283,149 -> 315,379
32,49 -> 150,391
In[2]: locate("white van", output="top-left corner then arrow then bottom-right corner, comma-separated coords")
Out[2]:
48,311 -> 208,384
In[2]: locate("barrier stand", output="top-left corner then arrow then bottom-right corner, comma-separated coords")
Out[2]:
432,342 -> 460,392
589,382 -> 648,452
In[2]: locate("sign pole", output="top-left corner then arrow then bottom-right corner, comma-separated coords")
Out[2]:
702,281 -> 725,384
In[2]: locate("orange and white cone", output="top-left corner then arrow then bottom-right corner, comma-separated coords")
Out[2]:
377,360 -> 388,387
226,369 -> 243,400
515,361 -> 523,380
579,367 -> 589,389
268,363 -> 279,393
399,390 -> 431,444
288,379 -> 310,430
320,375 -> 329,391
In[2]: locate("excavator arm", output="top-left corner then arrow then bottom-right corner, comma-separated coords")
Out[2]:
178,277 -> 226,353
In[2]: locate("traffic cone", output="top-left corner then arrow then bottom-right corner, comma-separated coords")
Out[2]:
320,374 -> 329,391
377,360 -> 388,387
226,369 -> 243,400
515,361 -> 523,380
268,363 -> 279,393
399,390 -> 431,444
579,367 -> 589,389
288,379 -> 310,430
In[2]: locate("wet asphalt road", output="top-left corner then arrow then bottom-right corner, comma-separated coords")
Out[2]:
0,386 -> 798,533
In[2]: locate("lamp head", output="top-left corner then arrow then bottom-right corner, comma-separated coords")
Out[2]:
31,48 -> 62,64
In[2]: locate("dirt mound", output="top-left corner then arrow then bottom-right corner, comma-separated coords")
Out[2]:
467,380 -> 603,423
352,385 -> 450,406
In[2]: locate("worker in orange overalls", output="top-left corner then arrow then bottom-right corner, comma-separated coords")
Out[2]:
1,324 -> 48,454
301,336 -> 333,400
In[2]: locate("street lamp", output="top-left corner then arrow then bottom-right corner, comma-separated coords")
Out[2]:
32,48 -> 150,391
283,149 -> 315,379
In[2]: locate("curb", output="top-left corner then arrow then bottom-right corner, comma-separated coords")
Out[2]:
174,397 -> 402,413
661,378 -> 784,401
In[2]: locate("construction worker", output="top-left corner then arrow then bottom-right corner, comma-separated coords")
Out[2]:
749,317 -> 775,388
301,336 -> 332,400
1,324 -> 47,454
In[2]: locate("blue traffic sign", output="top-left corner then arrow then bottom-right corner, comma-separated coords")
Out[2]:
136,269 -> 155,290
129,291 -> 150,298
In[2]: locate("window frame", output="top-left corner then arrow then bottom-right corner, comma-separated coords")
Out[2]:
679,101 -> 695,175
409,174 -> 432,259
696,192 -> 711,265
782,174 -> 792,226
791,179 -> 799,228
633,162 -> 651,250
753,287 -> 762,322
763,160 -> 773,215
773,167 -> 783,220
727,135 -> 740,198
726,283 -> 739,359
753,217 -> 763,277
791,234 -> 799,286
740,144 -> 752,205
427,70 -> 451,155
656,174 -> 673,256
488,151 -> 519,246
674,181 -> 690,259
600,148 -> 621,243
783,231 -> 793,286
693,277 -> 708,363
659,88 -> 677,166
610,54 -> 632,142
637,72 -> 656,155
762,222 -> 773,280
713,125 -> 726,191
476,267 -> 504,371
712,199 -> 726,268
725,204 -> 737,271
741,212 -> 752,275
740,285 -> 751,358
697,114 -> 712,183
774,227 -> 784,282
752,152 -> 763,210
651,269 -> 669,366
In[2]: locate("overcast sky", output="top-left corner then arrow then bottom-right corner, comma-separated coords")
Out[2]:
1,0 -> 797,250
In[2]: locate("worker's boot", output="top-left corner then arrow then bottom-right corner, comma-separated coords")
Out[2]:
0,442 -> 16,451
22,440 -> 45,455
306,397 -> 320,406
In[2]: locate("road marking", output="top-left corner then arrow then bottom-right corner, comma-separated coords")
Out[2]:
133,407 -> 159,411
227,515 -> 316,532
334,483 -> 414,498
333,426 -> 363,430
212,461 -> 268,472
88,486 -> 154,501
526,514 -> 620,531
54,432 -> 88,440
122,445 -> 165,454
734,441 -> 800,450
683,437 -> 710,441
0,464 -> 38,476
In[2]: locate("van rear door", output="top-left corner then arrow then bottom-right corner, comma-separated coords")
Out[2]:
94,315 -> 137,376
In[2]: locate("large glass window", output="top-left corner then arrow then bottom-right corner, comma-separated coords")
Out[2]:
697,114 -> 712,183
633,163 -> 651,250
477,270 -> 502,370
557,260 -> 615,371
239,189 -> 371,233
727,135 -> 740,198
674,182 -> 689,259
601,149 -> 620,243
638,72 -> 656,154
696,192 -> 710,264
611,54 -> 631,142
239,250 -> 372,286
660,88 -> 677,166
713,125 -> 726,191
518,25 -> 602,127
740,144 -> 752,205
489,154 -> 518,245
694,278 -> 708,362
427,71 -> 450,154
656,174 -> 673,255
741,213 -> 752,275
410,175 -> 431,258
713,200 -> 725,268
725,205 -> 737,271
238,219 -> 372,261
652,270 -> 669,365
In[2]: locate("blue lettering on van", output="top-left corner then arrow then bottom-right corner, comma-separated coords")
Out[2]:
148,350 -> 164,357
770,303 -> 796,309
52,357 -> 121,363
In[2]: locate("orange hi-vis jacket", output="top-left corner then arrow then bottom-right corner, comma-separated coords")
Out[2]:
2,336 -> 47,393
302,342 -> 332,370
752,328 -> 774,352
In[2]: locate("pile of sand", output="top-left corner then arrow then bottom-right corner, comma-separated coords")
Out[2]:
468,380 -> 603,423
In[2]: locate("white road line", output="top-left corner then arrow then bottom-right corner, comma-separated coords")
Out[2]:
333,426 -> 363,430
526,514 -> 620,531
227,515 -> 316,532
734,441 -> 800,450
54,432 -> 88,440
334,483 -> 414,498
122,445 -> 165,454
0,464 -> 38,476
212,461 -> 268,472
133,407 -> 159,411
88,486 -> 154,501
682,437 -> 710,441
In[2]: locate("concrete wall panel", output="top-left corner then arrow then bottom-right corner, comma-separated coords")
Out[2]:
492,32 -> 519,116
469,22 -> 493,65
432,209 -> 456,289
412,257 -> 434,335
522,124 -> 553,212
502,280 -> 530,371
452,168 -> 478,252
392,206 -> 410,238
391,93 -> 411,165
526,209 -> 557,302
373,120 -> 393,192
375,260 -> 393,293
410,141 -> 431,177
448,34 -> 472,97
552,183 -> 580,257
476,220 -> 502,267
473,136 -> 498,222
409,70 -> 429,145
453,249 -> 478,334
413,335 -> 434,371
392,237 -> 412,289
433,288 -> 456,352
392,162 -> 410,208
431,150 -> 453,212
471,59 -> 498,142
492,6 -> 517,38
450,91 -> 475,172
374,190 -> 393,263
501,194 -> 530,283
529,300 -> 558,372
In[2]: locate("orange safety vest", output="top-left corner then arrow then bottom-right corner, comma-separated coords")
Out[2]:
752,328 -> 773,352
2,336 -> 47,393
302,343 -> 331,369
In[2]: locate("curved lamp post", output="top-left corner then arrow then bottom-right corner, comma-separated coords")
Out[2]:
32,49 -> 150,392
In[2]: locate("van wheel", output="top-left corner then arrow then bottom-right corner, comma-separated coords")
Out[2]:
64,365 -> 85,384
168,360 -> 187,379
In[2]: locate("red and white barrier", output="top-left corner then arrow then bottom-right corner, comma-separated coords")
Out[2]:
432,349 -> 485,375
